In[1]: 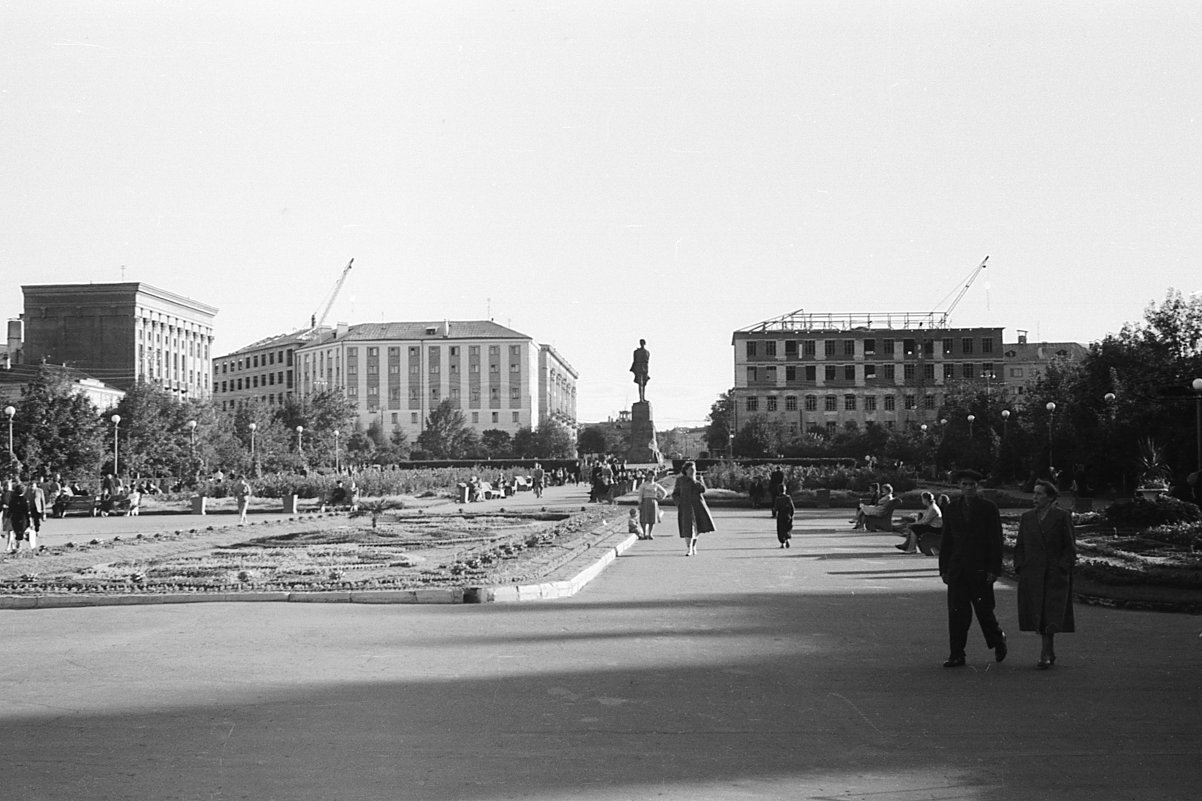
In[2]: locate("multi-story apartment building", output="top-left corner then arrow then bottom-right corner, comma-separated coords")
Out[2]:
212,328 -> 331,412
20,282 -> 217,399
1001,332 -> 1088,399
731,309 -> 1005,436
292,320 -> 577,438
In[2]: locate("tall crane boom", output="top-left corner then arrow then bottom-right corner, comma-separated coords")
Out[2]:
309,258 -> 354,330
933,255 -> 988,324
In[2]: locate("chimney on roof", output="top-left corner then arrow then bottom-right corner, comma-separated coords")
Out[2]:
336,322 -> 348,338
1017,329 -> 1028,345
443,319 -> 450,338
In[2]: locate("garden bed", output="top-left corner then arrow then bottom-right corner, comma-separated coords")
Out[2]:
1001,517 -> 1202,614
0,508 -> 623,597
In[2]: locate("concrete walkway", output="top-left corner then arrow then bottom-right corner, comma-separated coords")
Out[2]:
0,497 -> 1198,800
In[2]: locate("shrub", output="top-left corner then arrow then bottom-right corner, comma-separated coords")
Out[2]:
1104,496 -> 1201,528
1143,521 -> 1202,549
703,462 -> 917,495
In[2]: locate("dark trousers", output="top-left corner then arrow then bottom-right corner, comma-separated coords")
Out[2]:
946,575 -> 1005,657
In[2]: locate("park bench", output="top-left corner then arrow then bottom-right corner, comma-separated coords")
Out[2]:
861,497 -> 903,532
49,494 -> 130,517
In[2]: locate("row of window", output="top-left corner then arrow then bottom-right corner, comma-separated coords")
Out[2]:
218,348 -> 293,373
344,385 -> 523,402
744,336 -> 995,359
747,362 -> 998,384
220,370 -> 293,392
745,393 -> 940,412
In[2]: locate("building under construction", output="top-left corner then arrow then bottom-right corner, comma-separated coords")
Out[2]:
730,308 -> 1005,439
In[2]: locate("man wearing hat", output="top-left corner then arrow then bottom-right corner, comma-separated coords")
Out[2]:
937,469 -> 1007,667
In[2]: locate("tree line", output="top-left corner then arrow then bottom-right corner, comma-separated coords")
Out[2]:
3,374 -> 578,485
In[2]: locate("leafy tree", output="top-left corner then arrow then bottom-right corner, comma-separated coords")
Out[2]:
110,380 -> 197,480
534,421 -> 577,458
481,429 -> 512,458
7,365 -> 105,479
276,390 -> 357,467
510,427 -> 538,458
732,415 -> 791,458
577,426 -> 609,455
416,400 -> 477,459
705,390 -> 735,454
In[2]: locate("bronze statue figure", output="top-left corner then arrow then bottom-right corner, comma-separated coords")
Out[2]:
630,339 -> 650,403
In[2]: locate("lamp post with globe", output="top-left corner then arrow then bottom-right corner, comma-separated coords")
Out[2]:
111,414 -> 121,475
4,405 -> 14,464
1046,402 -> 1057,480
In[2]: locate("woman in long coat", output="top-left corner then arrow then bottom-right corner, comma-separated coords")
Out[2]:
673,461 -> 715,556
1014,479 -> 1076,669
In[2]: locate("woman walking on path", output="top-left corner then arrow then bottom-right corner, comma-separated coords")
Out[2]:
1014,479 -> 1076,669
772,487 -> 795,548
5,482 -> 32,554
672,461 -> 715,556
637,472 -> 668,540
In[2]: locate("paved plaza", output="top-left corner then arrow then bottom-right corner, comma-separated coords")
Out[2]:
1,484 -> 1199,800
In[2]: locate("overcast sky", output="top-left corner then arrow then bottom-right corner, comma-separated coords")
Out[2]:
2,2 -> 1198,427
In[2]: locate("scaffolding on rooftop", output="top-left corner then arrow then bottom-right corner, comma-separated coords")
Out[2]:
735,309 -> 952,334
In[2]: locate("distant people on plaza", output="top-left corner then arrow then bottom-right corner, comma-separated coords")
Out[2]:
234,473 -> 252,524
125,482 -> 142,516
100,472 -> 119,516
768,467 -> 786,517
0,478 -> 14,550
1014,480 -> 1076,670
938,469 -> 1007,668
748,476 -> 765,509
24,478 -> 46,546
772,486 -> 795,549
672,461 -> 715,557
531,463 -> 545,499
896,491 -> 943,555
637,471 -> 668,540
5,481 -> 32,554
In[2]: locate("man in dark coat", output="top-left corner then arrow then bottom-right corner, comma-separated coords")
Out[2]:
937,469 -> 1007,667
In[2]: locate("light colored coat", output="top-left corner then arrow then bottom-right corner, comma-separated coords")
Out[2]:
1014,505 -> 1076,633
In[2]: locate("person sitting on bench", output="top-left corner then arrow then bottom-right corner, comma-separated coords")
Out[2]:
853,483 -> 900,531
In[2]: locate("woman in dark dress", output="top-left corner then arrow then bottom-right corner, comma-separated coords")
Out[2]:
1014,479 -> 1076,669
673,461 -> 715,556
773,487 -> 795,548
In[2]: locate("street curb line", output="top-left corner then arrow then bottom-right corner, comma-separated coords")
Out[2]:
0,533 -> 636,610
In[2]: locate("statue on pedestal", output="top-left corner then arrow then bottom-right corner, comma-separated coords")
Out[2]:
626,339 -> 662,464
630,339 -> 650,403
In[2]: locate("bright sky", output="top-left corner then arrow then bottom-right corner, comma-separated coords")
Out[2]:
2,2 -> 1199,428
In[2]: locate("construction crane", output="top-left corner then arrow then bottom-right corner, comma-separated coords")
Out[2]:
308,258 -> 354,331
932,255 -> 988,325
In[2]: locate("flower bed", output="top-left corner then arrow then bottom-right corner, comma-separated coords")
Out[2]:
0,508 -> 619,596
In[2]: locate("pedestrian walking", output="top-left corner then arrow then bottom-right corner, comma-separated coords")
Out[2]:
24,479 -> 46,549
234,474 -> 252,524
0,477 -> 14,549
772,487 -> 794,548
531,463 -> 545,499
6,482 -> 32,554
1014,479 -> 1076,670
672,461 -> 715,556
637,472 -> 668,539
938,469 -> 1007,668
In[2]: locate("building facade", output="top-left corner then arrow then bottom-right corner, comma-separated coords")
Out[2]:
21,283 -> 217,399
212,328 -> 332,412
732,309 -> 1005,436
291,320 -> 577,438
1001,333 -> 1088,399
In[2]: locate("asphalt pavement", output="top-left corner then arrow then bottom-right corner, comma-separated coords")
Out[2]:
1,482 -> 1199,800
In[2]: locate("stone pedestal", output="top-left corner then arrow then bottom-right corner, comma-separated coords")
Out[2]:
626,401 -> 663,464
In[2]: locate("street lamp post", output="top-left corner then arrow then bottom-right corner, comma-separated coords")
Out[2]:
1001,408 -> 1010,439
967,414 -> 976,439
4,405 -> 14,463
111,414 -> 121,475
248,422 -> 257,460
333,429 -> 340,472
1192,379 -> 1202,473
296,425 -> 304,454
1103,392 -> 1118,494
187,419 -> 197,458
1046,401 -> 1057,479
